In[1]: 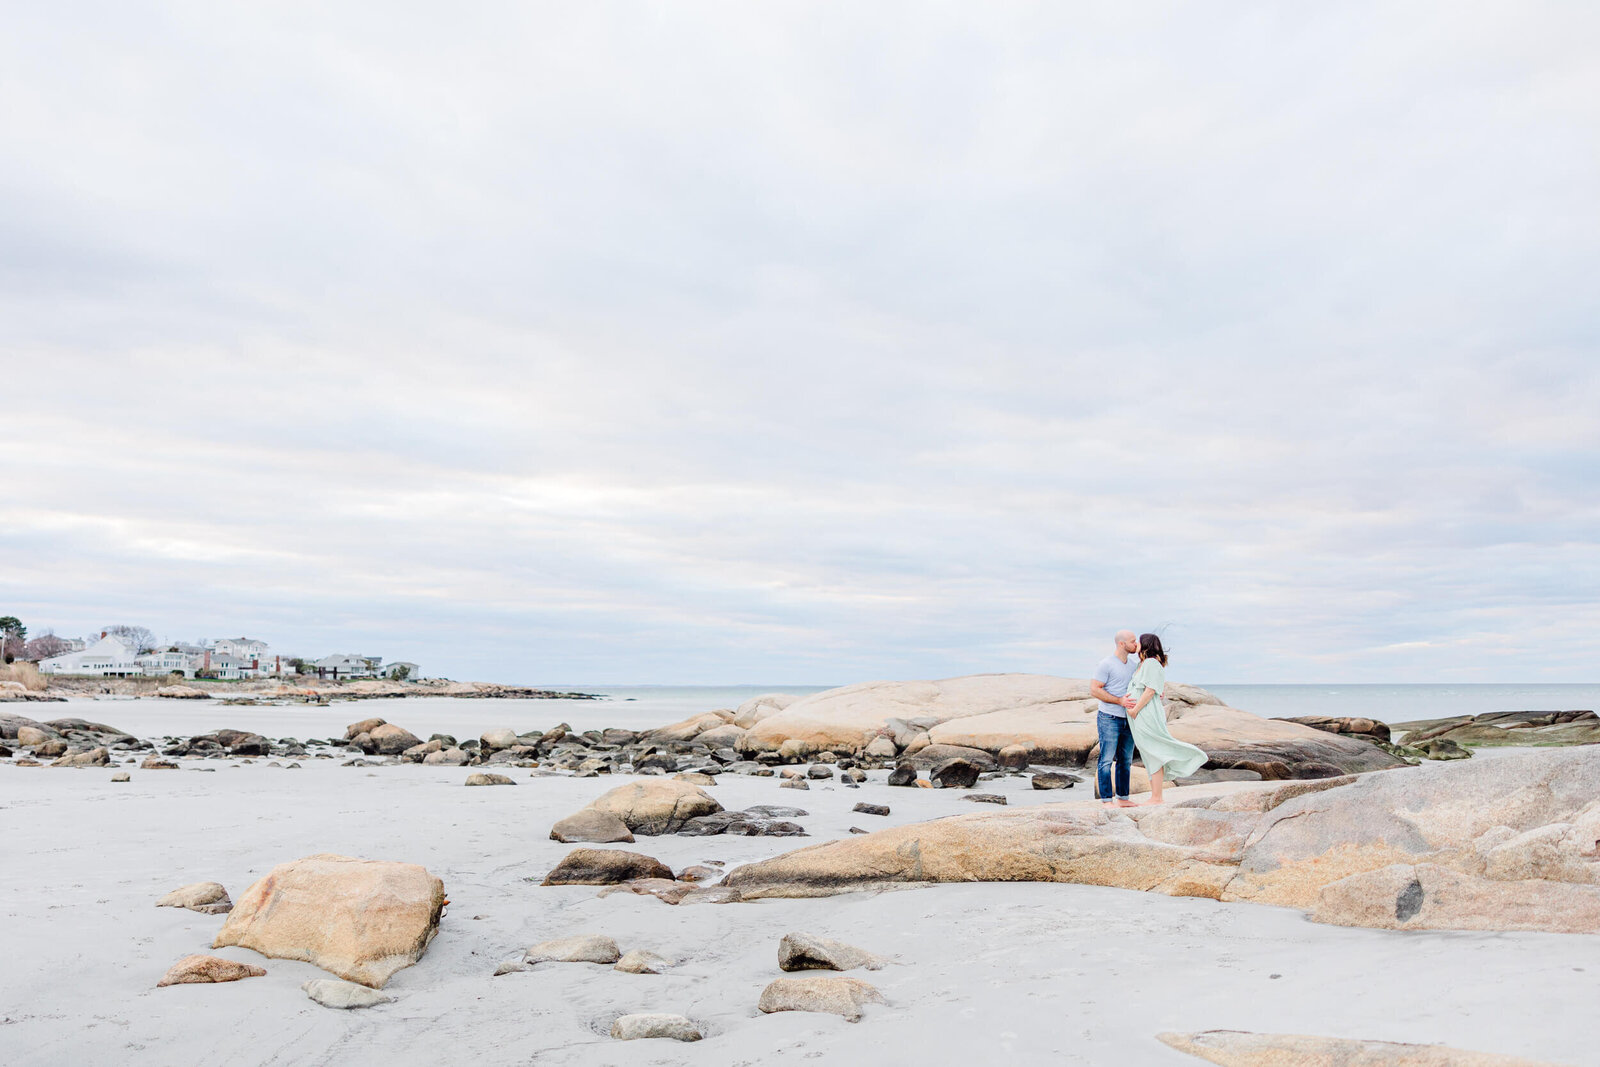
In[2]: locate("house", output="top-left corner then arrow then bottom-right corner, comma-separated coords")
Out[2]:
314,654 -> 379,680
137,650 -> 195,678
381,661 -> 420,680
39,635 -> 141,677
193,650 -> 247,680
206,637 -> 284,677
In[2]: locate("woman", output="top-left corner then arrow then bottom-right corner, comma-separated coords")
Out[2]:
1122,633 -> 1207,805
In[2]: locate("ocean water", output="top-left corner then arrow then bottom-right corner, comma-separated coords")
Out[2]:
56,682 -> 1599,739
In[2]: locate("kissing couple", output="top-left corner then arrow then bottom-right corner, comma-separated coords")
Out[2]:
1089,630 -> 1207,806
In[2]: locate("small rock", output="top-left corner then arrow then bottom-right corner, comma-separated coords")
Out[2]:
806,764 -> 834,779
780,778 -> 810,790
848,826 -> 869,834
964,793 -> 1007,805
676,865 -> 721,882
542,848 -> 674,886
492,960 -> 527,975
778,931 -> 887,972
997,744 -> 1032,770
674,771 -> 716,786
111,771 -> 130,782
886,764 -> 918,787
930,757 -> 980,789
610,1012 -> 702,1042
1031,772 -> 1080,790
141,756 -> 179,770
156,881 -> 233,914
852,803 -> 890,816
864,736 -> 898,759
464,772 -> 516,786
157,954 -> 265,987
840,768 -> 867,784
614,949 -> 674,974
525,934 -> 621,964
758,976 -> 885,1022
777,738 -> 812,762
302,978 -> 393,1009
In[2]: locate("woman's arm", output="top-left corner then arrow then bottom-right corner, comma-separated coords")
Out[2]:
1127,686 -> 1156,719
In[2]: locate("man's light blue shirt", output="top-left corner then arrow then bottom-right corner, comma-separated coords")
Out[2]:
1093,654 -> 1138,719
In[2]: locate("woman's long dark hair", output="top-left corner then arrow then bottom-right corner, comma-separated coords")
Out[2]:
1138,633 -> 1168,667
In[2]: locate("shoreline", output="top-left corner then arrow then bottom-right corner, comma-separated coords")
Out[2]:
10,675 -> 604,703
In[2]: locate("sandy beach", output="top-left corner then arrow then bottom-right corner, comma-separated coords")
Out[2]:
2,700 -> 1592,1066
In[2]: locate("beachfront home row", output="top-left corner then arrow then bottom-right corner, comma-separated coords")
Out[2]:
37,635 -> 420,681
310,655 -> 419,680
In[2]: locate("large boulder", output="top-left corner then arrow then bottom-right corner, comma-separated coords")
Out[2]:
1312,863 -> 1600,935
645,710 -> 734,744
550,809 -> 635,844
362,724 -> 421,756
541,848 -> 675,886
583,779 -> 723,835
17,725 -> 55,746
0,712 -> 51,739
778,932 -> 886,972
1157,1029 -> 1558,1066
740,674 -> 1402,777
212,854 -> 444,987
345,717 -> 386,740
1222,746 -> 1600,909
724,804 -> 1230,900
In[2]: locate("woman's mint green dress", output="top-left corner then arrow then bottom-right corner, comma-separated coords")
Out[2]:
1127,659 -> 1207,780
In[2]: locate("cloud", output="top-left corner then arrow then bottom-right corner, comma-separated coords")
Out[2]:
2,2 -> 1597,682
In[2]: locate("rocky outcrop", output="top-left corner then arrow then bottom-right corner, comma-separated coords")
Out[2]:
738,674 -> 1404,778
213,854 -> 445,987
721,749 -> 1600,935
50,746 -> 110,767
1280,715 -> 1392,742
157,954 -> 266,987
542,848 -> 675,885
1157,1030 -> 1558,1066
757,976 -> 884,1022
155,685 -> 210,699
579,779 -> 723,836
1394,709 -> 1600,748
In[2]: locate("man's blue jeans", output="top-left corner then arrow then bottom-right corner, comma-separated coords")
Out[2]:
1096,710 -> 1136,800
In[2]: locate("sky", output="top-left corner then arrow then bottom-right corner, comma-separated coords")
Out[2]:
2,2 -> 1597,684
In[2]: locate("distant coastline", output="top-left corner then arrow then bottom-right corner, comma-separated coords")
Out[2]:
26,674 -> 603,703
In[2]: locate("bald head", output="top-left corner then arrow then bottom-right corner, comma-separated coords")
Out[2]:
1114,630 -> 1137,655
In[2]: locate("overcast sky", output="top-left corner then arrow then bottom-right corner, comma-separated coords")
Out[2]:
3,3 -> 1596,684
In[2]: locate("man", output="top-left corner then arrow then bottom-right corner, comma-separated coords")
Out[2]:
1090,630 -> 1140,807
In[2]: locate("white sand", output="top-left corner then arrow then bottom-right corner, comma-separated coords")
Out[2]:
2,706 -> 1593,1065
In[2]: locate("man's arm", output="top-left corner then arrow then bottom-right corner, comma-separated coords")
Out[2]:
1090,679 -> 1115,705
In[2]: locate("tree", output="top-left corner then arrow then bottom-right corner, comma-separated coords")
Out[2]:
0,616 -> 24,663
23,631 -> 72,661
103,624 -> 158,654
391,664 -> 411,681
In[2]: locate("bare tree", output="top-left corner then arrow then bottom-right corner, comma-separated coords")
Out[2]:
23,631 -> 72,661
103,624 -> 159,654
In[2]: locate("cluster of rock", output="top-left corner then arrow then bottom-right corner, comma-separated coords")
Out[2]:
495,929 -> 887,1038
0,712 -> 143,765
0,679 -> 65,703
715,747 -> 1600,935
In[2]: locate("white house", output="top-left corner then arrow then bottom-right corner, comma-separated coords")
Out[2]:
381,661 -> 420,680
314,654 -> 379,680
208,637 -> 283,677
137,650 -> 195,678
40,635 -> 141,677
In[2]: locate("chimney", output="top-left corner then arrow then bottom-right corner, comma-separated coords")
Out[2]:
203,650 -> 211,670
